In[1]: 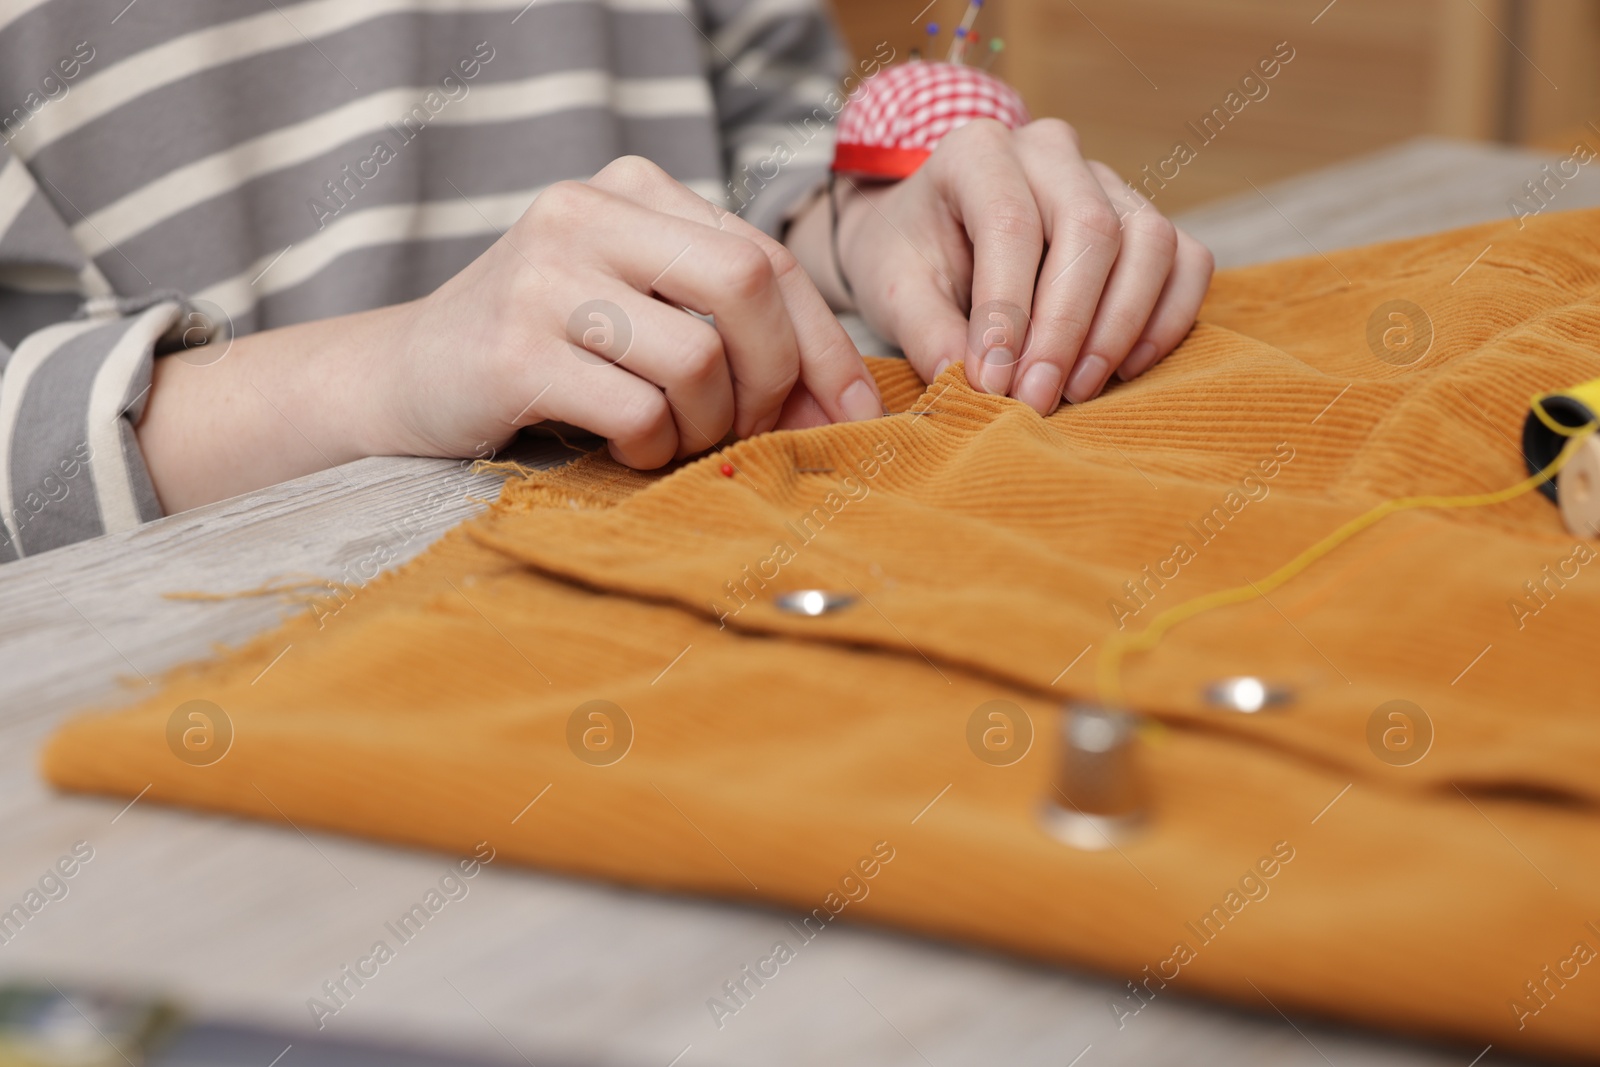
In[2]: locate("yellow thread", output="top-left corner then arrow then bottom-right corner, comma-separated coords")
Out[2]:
471,458 -> 544,478
1529,392 -> 1596,438
1096,422 -> 1598,705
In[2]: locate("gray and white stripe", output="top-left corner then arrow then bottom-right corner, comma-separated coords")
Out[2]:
0,0 -> 844,558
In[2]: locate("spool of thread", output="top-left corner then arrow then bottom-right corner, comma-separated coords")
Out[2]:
1558,436 -> 1600,538
1523,376 -> 1600,538
1038,703 -> 1146,850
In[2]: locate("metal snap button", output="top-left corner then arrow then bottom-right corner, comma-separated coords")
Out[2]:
1203,676 -> 1294,714
773,590 -> 856,616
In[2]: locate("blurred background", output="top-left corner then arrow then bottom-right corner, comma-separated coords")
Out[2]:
7,4 -> 1598,1066
829,0 -> 1600,212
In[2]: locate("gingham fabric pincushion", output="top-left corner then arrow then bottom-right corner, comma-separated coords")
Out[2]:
833,61 -> 1030,180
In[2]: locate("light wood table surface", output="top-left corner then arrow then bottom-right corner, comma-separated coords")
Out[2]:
2,137 -> 1589,1067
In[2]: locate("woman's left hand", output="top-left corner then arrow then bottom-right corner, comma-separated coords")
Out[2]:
832,117 -> 1214,414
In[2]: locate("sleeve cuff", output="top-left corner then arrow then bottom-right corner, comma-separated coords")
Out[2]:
0,300 -> 181,560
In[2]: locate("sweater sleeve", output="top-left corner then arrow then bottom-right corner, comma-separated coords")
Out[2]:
699,0 -> 850,237
0,141 -> 186,562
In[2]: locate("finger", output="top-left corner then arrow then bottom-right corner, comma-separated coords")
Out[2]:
521,338 -> 679,469
927,121 -> 1046,396
1007,119 -> 1122,415
565,286 -> 736,457
528,177 -> 800,438
1059,161 -> 1178,404
1116,227 -> 1215,382
830,172 -> 971,383
634,232 -> 799,439
878,260 -> 971,384
591,156 -> 882,430
775,381 -> 829,430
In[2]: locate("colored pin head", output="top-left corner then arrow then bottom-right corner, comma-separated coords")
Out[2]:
949,1 -> 985,64
982,36 -> 1005,69
836,0 -> 1027,177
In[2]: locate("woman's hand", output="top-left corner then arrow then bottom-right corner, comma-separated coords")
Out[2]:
139,157 -> 883,514
383,156 -> 882,469
826,118 -> 1214,415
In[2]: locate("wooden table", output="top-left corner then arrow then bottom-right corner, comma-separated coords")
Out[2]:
2,138 -> 1587,1067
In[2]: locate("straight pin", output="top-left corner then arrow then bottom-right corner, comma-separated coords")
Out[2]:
981,37 -> 1004,71
948,0 -> 985,62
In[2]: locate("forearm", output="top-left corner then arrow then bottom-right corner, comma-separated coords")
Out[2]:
135,303 -> 405,514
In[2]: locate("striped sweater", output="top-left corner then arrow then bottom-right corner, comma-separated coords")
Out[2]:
0,0 -> 845,561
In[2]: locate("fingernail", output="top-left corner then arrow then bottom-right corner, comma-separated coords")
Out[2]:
979,347 -> 1016,395
1016,363 -> 1064,415
932,357 -> 952,379
1065,354 -> 1111,404
839,378 -> 883,422
1117,340 -> 1159,382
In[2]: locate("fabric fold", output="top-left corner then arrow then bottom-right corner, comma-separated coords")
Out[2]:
468,210 -> 1600,809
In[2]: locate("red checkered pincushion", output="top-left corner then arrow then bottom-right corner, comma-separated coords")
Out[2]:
833,61 -> 1030,180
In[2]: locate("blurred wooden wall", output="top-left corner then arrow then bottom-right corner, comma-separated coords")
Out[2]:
828,0 -> 1600,212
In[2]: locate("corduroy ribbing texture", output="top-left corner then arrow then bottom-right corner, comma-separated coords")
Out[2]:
42,209 -> 1600,1059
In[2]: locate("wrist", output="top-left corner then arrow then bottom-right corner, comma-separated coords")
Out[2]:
832,177 -> 895,324
783,176 -> 893,312
833,177 -> 883,251
338,298 -> 423,459
249,300 -> 414,465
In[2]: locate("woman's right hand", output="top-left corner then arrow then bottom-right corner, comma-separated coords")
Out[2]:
380,155 -> 884,469
139,157 -> 882,514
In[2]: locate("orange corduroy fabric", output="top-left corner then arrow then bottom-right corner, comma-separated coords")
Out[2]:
43,209 -> 1600,1060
